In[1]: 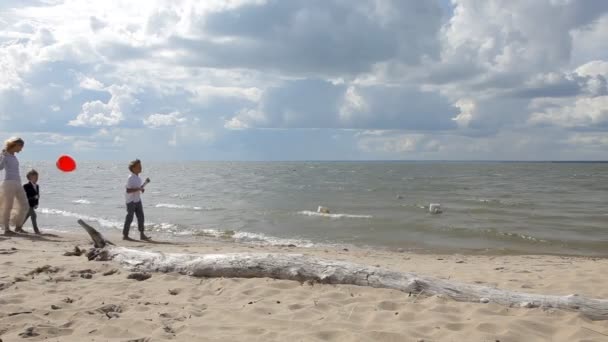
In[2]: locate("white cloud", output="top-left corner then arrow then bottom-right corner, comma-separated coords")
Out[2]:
357,133 -> 437,154
451,98 -> 476,128
79,75 -> 105,90
32,132 -> 74,145
224,116 -> 249,130
339,86 -> 368,124
529,96 -> 608,127
69,84 -> 138,127
575,60 -> 608,78
224,108 -> 266,130
143,111 -> 186,128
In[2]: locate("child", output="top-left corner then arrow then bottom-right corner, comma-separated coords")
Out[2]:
23,169 -> 41,234
0,137 -> 29,235
123,159 -> 150,240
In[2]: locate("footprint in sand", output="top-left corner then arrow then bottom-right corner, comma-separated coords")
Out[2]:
377,301 -> 399,311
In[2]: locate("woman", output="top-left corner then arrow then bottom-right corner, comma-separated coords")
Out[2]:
0,137 -> 29,235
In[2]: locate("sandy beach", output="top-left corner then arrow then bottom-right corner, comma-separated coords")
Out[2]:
1,231 -> 608,342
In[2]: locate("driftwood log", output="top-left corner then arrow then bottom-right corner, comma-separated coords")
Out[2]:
77,219 -> 608,320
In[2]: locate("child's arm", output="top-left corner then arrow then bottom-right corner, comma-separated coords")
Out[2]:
125,177 -> 144,193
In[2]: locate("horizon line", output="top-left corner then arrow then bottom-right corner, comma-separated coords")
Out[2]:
20,159 -> 608,163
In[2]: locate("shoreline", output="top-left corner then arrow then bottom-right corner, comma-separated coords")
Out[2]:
1,230 -> 608,341
100,226 -> 608,259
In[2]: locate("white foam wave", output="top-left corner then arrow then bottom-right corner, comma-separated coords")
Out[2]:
155,203 -> 223,211
38,228 -> 70,234
72,199 -> 92,204
297,210 -> 372,219
169,193 -> 195,199
40,208 -> 179,231
39,208 -> 122,228
466,198 -> 500,204
155,203 -> 203,210
186,228 -> 315,248
235,231 -> 316,247
151,222 -> 179,231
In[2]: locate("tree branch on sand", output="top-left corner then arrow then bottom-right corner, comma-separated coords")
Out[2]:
77,219 -> 608,321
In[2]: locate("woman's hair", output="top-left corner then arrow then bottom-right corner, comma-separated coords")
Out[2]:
128,159 -> 141,172
3,137 -> 24,152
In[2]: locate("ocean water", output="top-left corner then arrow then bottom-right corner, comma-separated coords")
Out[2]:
17,161 -> 608,257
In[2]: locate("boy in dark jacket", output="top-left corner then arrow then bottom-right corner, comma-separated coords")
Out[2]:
23,169 -> 40,234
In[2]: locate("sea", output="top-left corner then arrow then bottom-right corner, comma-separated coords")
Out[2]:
17,161 -> 608,257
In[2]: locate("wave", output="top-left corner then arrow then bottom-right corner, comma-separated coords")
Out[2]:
468,198 -> 501,204
72,199 -> 92,204
182,228 -> 316,248
297,210 -> 372,219
150,222 -> 180,231
463,198 -> 531,208
496,231 -> 548,243
425,224 -> 550,244
39,208 -> 122,228
154,203 -> 223,211
39,208 -> 178,231
169,193 -> 196,199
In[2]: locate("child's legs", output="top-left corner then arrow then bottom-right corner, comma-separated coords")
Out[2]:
134,201 -> 145,232
26,208 -> 39,233
123,202 -> 136,236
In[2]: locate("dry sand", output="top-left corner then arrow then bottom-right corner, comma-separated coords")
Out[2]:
1,231 -> 608,341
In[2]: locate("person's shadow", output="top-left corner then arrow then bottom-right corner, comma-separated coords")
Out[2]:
2,232 -> 62,242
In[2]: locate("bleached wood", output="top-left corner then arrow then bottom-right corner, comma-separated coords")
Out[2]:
77,219 -> 608,320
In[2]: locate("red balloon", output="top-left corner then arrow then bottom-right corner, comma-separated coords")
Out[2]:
56,155 -> 76,172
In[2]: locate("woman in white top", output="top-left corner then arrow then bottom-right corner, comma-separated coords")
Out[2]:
0,137 -> 29,235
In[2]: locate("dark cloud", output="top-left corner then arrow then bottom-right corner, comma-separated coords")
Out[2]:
231,79 -> 457,130
346,85 -> 458,130
169,0 -> 443,75
511,76 -> 585,99
247,79 -> 346,128
89,16 -> 107,32
426,62 -> 483,84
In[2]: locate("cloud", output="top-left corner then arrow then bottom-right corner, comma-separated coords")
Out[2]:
0,0 -> 607,161
529,96 -> 608,128
170,0 -> 443,75
69,85 -> 138,127
226,79 -> 457,130
31,132 -> 74,146
89,16 -> 107,32
451,99 -> 475,128
79,75 -> 105,90
357,133 -> 442,154
143,111 -> 186,128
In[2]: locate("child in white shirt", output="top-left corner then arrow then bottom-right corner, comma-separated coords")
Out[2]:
123,159 -> 150,240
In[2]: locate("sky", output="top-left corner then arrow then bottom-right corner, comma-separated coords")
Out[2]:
0,0 -> 607,161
